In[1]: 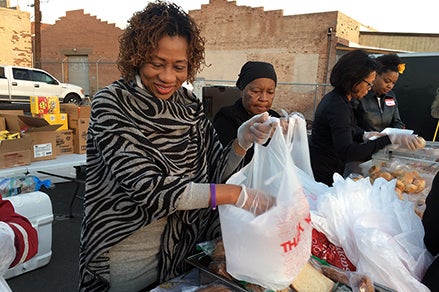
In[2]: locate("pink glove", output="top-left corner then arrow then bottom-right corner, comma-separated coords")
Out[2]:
237,112 -> 274,150
235,185 -> 275,216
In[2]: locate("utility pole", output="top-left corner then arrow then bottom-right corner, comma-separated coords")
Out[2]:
34,0 -> 41,68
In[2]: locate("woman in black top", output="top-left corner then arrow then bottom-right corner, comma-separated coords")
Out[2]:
309,50 -> 424,186
422,172 -> 439,291
352,53 -> 405,132
213,61 -> 280,165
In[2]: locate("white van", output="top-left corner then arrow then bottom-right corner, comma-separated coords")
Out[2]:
0,65 -> 86,104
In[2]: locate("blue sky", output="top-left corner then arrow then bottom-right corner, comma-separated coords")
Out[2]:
12,0 -> 439,34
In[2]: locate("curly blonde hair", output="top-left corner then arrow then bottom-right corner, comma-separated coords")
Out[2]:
117,0 -> 206,83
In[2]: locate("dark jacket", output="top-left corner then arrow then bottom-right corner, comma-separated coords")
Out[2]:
309,89 -> 391,186
422,172 -> 439,291
212,99 -> 280,165
352,90 -> 405,132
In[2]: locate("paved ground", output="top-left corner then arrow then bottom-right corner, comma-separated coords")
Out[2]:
6,181 -> 84,292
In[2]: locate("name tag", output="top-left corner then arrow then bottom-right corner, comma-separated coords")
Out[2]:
385,98 -> 396,106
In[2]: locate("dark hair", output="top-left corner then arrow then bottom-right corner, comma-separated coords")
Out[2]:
117,0 -> 206,83
375,53 -> 403,74
329,50 -> 378,95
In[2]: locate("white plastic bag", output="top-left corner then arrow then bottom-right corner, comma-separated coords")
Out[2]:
219,116 -> 312,290
314,174 -> 433,292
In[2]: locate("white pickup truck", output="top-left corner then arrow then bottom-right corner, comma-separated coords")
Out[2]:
0,65 -> 86,104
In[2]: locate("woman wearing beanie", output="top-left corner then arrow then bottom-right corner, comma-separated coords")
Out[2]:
213,61 -> 280,165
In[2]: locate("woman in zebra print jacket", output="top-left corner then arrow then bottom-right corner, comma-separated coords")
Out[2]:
78,1 -> 276,291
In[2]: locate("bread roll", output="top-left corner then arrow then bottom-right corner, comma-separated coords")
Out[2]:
395,179 -> 405,191
379,172 -> 393,181
399,171 -> 416,185
413,178 -> 426,193
291,262 -> 335,292
404,183 -> 418,194
368,165 -> 381,180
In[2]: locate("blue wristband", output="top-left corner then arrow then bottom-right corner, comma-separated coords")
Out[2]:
210,183 -> 217,210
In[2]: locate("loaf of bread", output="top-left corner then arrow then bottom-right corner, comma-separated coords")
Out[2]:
290,262 -> 335,292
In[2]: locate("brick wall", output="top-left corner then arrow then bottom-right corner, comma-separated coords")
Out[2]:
189,0 -> 362,116
0,7 -> 32,66
40,9 -> 122,96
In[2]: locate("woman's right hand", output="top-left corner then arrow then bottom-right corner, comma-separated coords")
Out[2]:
235,185 -> 275,216
388,134 -> 425,151
237,112 -> 274,150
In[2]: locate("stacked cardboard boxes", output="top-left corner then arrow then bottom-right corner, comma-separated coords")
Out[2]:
55,129 -> 74,155
60,104 -> 91,154
0,113 -> 61,163
0,110 -> 30,169
29,96 -> 77,156
30,96 -> 68,131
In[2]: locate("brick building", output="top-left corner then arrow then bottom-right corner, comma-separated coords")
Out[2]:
39,9 -> 123,96
189,0 -> 439,116
0,1 -> 32,66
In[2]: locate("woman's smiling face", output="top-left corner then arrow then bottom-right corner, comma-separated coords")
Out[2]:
139,35 -> 189,100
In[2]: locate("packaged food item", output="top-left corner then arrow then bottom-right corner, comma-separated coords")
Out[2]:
0,176 -> 52,198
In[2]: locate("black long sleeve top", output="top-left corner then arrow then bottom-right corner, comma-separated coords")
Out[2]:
213,99 -> 280,165
309,89 -> 391,185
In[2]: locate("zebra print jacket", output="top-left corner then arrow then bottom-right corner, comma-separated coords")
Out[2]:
79,78 -> 239,291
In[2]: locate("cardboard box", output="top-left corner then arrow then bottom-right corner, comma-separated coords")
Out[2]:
0,134 -> 31,169
0,111 -> 32,168
30,96 -> 60,114
25,131 -> 57,162
60,103 -> 91,119
69,118 -> 89,154
0,110 -> 24,115
55,129 -> 74,155
2,114 -> 61,162
0,117 -> 5,131
38,113 -> 68,131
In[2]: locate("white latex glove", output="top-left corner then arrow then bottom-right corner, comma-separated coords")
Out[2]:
237,112 -> 274,150
235,185 -> 276,216
363,131 -> 384,141
388,134 -> 425,151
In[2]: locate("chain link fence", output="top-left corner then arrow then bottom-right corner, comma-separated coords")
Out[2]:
194,78 -> 332,121
39,61 -> 332,121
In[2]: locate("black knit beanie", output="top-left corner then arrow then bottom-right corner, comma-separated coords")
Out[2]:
236,61 -> 277,90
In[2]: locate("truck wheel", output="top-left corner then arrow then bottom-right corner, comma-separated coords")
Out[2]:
64,93 -> 81,105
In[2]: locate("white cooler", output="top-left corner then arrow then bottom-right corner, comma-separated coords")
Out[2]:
3,191 -> 53,279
